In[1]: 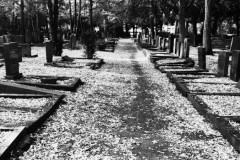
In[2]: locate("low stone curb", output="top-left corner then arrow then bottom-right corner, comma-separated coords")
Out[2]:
188,94 -> 240,153
0,82 -> 65,159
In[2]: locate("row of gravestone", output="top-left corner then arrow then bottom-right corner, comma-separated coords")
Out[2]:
137,34 -> 190,58
197,36 -> 240,82
3,40 -> 52,80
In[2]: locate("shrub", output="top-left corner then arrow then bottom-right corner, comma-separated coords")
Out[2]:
81,31 -> 96,59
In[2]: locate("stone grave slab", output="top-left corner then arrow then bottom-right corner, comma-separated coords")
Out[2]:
0,81 -> 65,159
0,127 -> 25,159
44,58 -> 104,70
15,75 -> 83,92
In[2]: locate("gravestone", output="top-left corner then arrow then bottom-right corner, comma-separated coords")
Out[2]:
217,52 -> 229,77
137,33 -> 141,43
159,37 -> 163,49
230,50 -> 240,81
230,37 -> 240,51
155,36 -> 159,48
168,34 -> 174,53
0,36 -> 4,45
3,43 -> 22,79
176,41 -> 181,56
211,37 -> 226,49
25,30 -> 32,44
72,35 -> 76,50
173,38 -> 177,55
45,41 -> 54,63
148,36 -> 151,44
198,47 -> 206,69
183,38 -> 190,58
162,38 -> 166,50
179,42 -> 184,58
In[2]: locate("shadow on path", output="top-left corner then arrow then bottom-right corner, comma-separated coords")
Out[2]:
115,40 -> 173,159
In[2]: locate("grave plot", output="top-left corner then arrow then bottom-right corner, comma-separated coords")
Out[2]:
185,82 -> 240,93
178,77 -> 236,84
0,127 -> 25,159
188,94 -> 240,153
14,75 -> 83,92
45,58 -> 104,70
174,80 -> 240,97
0,81 -> 65,159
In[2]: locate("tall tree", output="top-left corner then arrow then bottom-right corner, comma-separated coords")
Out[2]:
20,0 -> 25,42
76,0 -> 82,39
89,0 -> 93,32
48,0 -> 62,56
178,0 -> 187,42
203,0 -> 212,55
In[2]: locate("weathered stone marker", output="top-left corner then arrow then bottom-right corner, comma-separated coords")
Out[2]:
168,34 -> 174,53
155,36 -> 159,48
173,38 -> 177,54
45,41 -> 54,63
230,37 -> 240,51
198,47 -> 206,69
159,37 -> 163,49
217,52 -> 229,77
162,38 -> 166,50
230,50 -> 240,81
179,42 -> 184,58
176,41 -> 181,56
137,33 -> 141,43
184,38 -> 190,58
3,43 -> 23,79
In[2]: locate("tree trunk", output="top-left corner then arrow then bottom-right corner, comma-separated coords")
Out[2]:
48,0 -> 54,40
48,0 -> 62,56
76,0 -> 82,39
235,14 -> 239,36
178,0 -> 186,43
192,20 -> 197,36
211,14 -> 219,36
74,0 -> 77,33
150,0 -> 155,38
20,0 -> 25,42
89,0 -> 93,32
69,0 -> 73,34
203,0 -> 212,55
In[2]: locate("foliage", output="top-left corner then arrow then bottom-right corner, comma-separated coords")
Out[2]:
81,31 -> 96,59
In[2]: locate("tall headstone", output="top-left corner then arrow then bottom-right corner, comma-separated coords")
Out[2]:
159,37 -> 163,49
217,52 -> 229,77
168,34 -> 174,53
3,43 -> 22,79
162,38 -> 166,50
72,35 -> 76,50
173,38 -> 177,55
179,42 -> 184,58
183,38 -> 190,58
155,36 -> 159,48
198,47 -> 206,69
45,41 -> 54,63
230,37 -> 240,51
230,50 -> 240,81
176,41 -> 181,56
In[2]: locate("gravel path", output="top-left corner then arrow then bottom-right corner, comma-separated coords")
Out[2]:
10,39 -> 240,159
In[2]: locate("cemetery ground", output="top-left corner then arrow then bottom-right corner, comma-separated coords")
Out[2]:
1,39 -> 240,159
